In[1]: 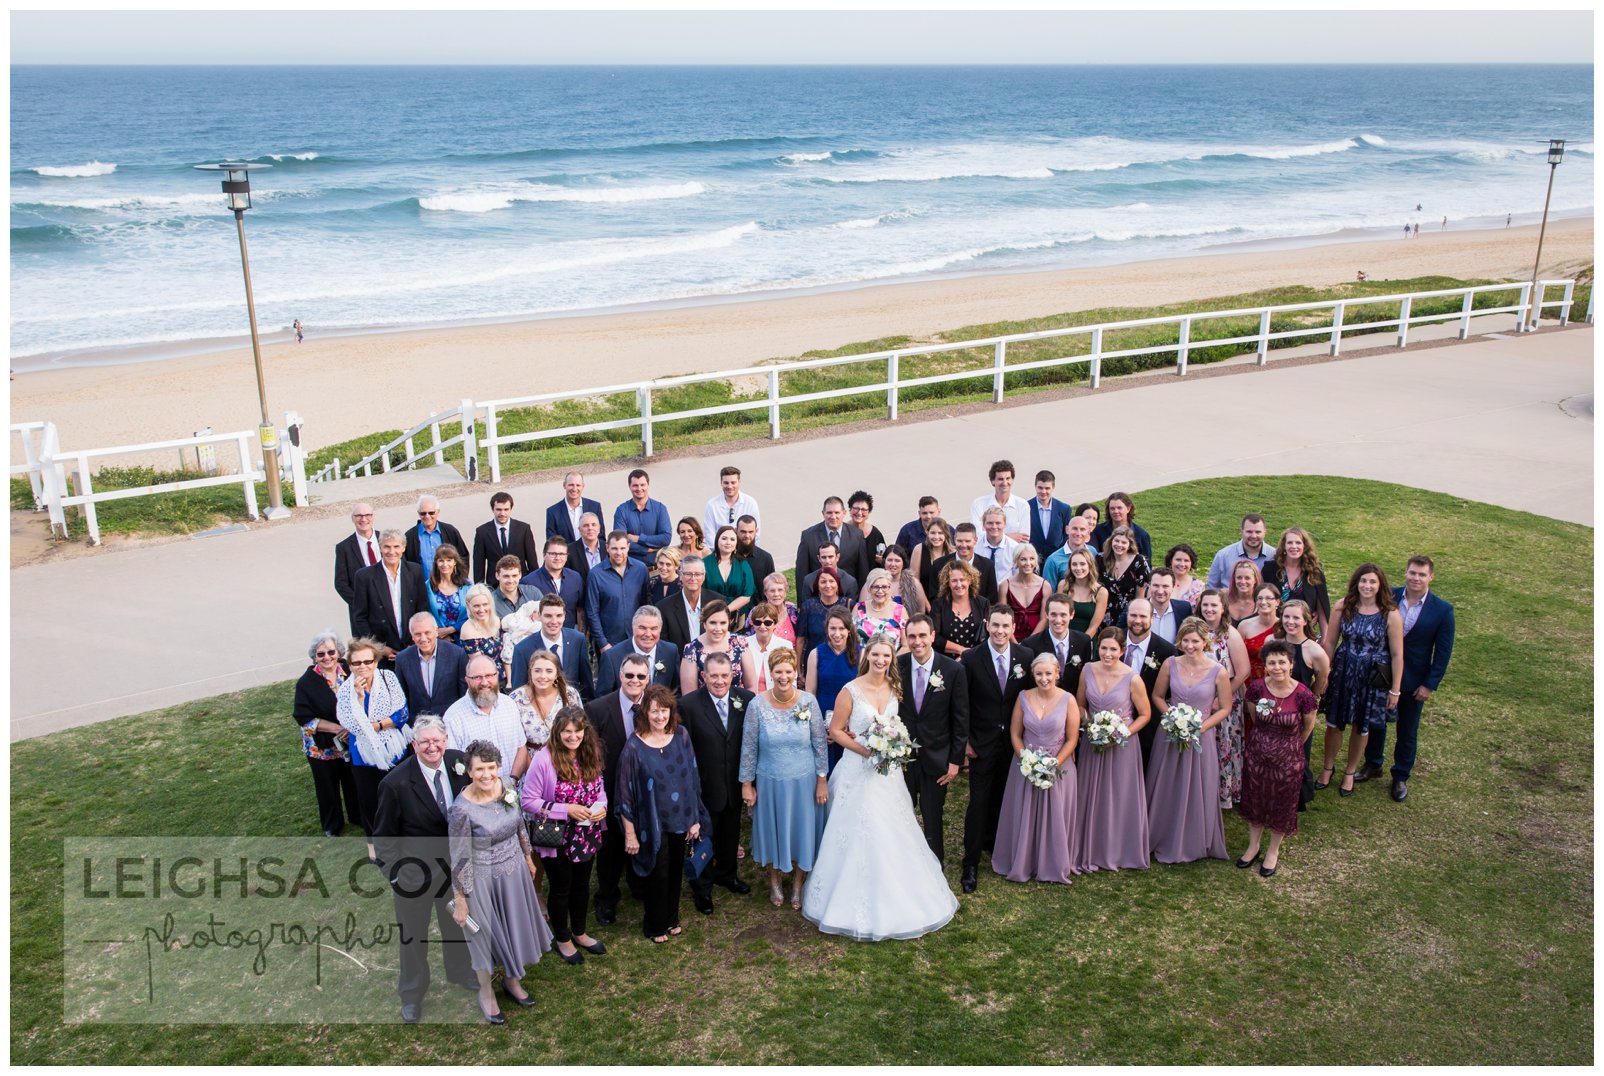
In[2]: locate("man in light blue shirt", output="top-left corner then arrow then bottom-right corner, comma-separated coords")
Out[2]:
612,468 -> 672,568
1205,513 -> 1272,588
1042,515 -> 1100,592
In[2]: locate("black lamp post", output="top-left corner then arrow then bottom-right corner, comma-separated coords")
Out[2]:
1526,139 -> 1565,331
194,160 -> 289,518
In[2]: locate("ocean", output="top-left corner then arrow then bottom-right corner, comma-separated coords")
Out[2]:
9,64 -> 1594,367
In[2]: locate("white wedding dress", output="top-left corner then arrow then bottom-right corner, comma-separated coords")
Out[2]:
801,682 -> 959,941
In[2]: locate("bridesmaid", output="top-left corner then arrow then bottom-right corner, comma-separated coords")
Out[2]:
1237,641 -> 1320,877
1146,618 -> 1231,863
1197,588 -> 1249,810
992,653 -> 1082,884
1075,627 -> 1151,871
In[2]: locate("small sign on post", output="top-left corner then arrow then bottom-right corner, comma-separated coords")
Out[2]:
193,426 -> 217,474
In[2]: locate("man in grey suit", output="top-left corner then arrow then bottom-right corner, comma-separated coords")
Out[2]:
795,496 -> 871,590
508,594 -> 596,699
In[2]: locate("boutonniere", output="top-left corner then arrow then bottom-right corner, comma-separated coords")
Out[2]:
654,661 -> 665,672
731,697 -> 744,711
453,761 -> 465,776
1011,663 -> 1025,679
1144,655 -> 1158,670
928,671 -> 946,691
1069,655 -> 1083,667
795,701 -> 813,722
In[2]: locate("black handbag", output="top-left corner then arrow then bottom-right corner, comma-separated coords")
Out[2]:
527,813 -> 568,849
1367,661 -> 1393,691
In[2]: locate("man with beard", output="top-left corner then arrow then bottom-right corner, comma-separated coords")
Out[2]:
733,514 -> 775,585
441,655 -> 525,771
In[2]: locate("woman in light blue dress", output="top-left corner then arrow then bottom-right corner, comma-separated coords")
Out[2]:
740,645 -> 829,910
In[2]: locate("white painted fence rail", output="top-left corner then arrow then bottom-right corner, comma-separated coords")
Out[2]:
39,428 -> 263,545
467,279 -> 1577,481
10,421 -> 51,510
336,398 -> 477,482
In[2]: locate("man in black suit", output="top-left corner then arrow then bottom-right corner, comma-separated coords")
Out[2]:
567,513 -> 607,588
595,607 -> 681,696
508,594 -> 596,700
546,471 -> 604,546
352,530 -> 433,664
795,496 -> 871,589
933,523 -> 1000,603
1121,599 -> 1178,763
403,495 -> 470,576
958,606 -> 1031,892
521,537 -> 587,628
898,614 -> 969,866
471,491 -> 539,583
800,542 -> 860,602
734,515 -> 775,589
655,558 -> 725,649
678,652 -> 754,913
372,716 -> 477,1024
1023,593 -> 1095,694
333,502 -> 380,634
585,653 -> 653,925
394,613 -> 469,720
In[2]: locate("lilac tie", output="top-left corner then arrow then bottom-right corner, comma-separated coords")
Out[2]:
997,652 -> 1008,690
1055,640 -> 1066,666
914,665 -> 928,711
1126,643 -> 1139,666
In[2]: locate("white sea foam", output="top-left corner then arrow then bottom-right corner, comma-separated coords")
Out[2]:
1358,134 -> 1388,147
267,151 -> 319,161
831,216 -> 882,229
33,161 -> 117,177
14,191 -> 227,211
779,151 -> 835,163
419,181 -> 706,212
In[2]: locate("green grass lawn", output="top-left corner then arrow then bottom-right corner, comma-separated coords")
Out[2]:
11,477 -> 1592,1064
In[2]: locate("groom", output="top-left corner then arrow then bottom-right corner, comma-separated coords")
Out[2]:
898,615 -> 970,867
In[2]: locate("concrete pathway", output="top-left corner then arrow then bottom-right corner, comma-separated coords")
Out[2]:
10,327 -> 1592,740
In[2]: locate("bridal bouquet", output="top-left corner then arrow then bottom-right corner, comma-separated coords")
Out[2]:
1160,703 -> 1205,751
862,716 -> 917,776
1083,709 -> 1131,752
1018,747 -> 1061,790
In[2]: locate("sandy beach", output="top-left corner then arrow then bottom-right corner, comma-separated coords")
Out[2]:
10,217 -> 1593,455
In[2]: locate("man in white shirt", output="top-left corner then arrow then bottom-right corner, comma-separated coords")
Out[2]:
442,655 -> 526,770
703,464 -> 761,542
1142,568 -> 1193,644
969,458 -> 1031,542
1206,513 -> 1272,588
977,506 -> 1023,585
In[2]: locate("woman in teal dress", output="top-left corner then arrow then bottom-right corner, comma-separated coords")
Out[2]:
740,646 -> 829,910
704,525 -> 755,627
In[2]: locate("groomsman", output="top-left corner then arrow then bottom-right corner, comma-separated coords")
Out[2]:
679,653 -> 755,913
471,491 -> 539,583
898,616 -> 970,866
1023,593 -> 1095,694
508,594 -> 595,700
933,524 -> 999,603
959,607 -> 1031,892
1130,568 -> 1192,644
733,515 -> 776,588
586,653 -> 653,925
1027,472 -> 1074,559
1357,555 -> 1455,802
333,502 -> 380,633
545,472 -> 602,546
1121,599 -> 1177,762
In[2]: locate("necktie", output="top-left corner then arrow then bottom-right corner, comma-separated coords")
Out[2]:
549,639 -> 560,664
1126,643 -> 1139,666
1055,639 -> 1066,666
716,696 -> 728,731
499,525 -> 508,551
423,658 -> 433,695
828,530 -> 839,547
365,540 -> 376,566
997,652 -> 1008,690
914,665 -> 928,711
432,769 -> 449,815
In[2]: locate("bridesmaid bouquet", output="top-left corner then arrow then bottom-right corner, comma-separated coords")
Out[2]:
1160,703 -> 1205,751
862,717 -> 917,776
1018,748 -> 1061,790
1084,709 -> 1131,752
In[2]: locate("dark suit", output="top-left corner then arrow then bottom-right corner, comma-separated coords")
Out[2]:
508,628 -> 595,700
334,533 -> 380,633
393,641 -> 469,721
567,540 -> 606,589
373,751 -> 476,1006
655,589 -> 726,650
546,497 -> 604,545
679,686 -> 754,894
520,566 -> 586,627
1125,633 -> 1178,762
801,568 -> 858,603
471,517 -> 539,583
352,561 -> 432,660
1027,498 -> 1075,559
795,522 -> 871,591
585,691 -> 648,915
1022,628 -> 1095,694
595,641 -> 681,697
932,552 -> 999,603
403,521 -> 469,571
960,642 -> 1032,871
1366,588 -> 1455,781
898,653 -> 970,864
737,545 -> 776,590
1126,599 -> 1193,644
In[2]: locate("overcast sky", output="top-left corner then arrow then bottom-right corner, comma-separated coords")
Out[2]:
9,7 -> 1596,65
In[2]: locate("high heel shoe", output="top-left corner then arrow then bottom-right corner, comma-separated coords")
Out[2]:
1339,771 -> 1356,797
1259,861 -> 1278,878
769,879 -> 784,907
502,980 -> 540,1003
1235,850 -> 1263,869
1314,767 -> 1333,791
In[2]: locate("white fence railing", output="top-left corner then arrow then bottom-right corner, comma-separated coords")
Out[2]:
10,421 -> 51,510
36,427 -> 264,545
328,398 -> 477,483
466,278 -> 1578,481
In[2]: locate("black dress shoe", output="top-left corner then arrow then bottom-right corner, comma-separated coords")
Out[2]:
503,982 -> 540,1003
323,828 -> 339,838
400,1002 -> 421,1024
481,1009 -> 507,1026
594,904 -> 617,925
720,878 -> 752,895
960,867 -> 978,894
576,937 -> 607,956
1258,862 -> 1278,878
692,891 -> 715,915
1235,851 -> 1262,869
1391,779 -> 1409,802
1353,762 -> 1384,783
552,945 -> 584,966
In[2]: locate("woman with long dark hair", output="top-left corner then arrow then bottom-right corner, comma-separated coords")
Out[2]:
1318,564 -> 1404,798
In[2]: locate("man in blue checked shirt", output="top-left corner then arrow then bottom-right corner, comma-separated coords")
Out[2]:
585,531 -> 649,652
612,468 -> 672,568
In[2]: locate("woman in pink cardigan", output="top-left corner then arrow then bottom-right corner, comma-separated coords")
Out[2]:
520,706 -> 608,965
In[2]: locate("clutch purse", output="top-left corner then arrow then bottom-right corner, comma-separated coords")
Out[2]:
1367,660 -> 1393,691
683,833 -> 714,880
527,813 -> 568,849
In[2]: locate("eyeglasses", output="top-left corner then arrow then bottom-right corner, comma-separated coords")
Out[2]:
621,672 -> 649,681
351,513 -> 373,520
315,649 -> 340,658
348,658 -> 377,667
418,510 -> 437,518
750,618 -> 775,626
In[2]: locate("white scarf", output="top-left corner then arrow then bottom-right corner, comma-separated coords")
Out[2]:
336,670 -> 413,768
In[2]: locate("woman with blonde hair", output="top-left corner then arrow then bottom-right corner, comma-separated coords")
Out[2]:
852,567 -> 907,649
1226,559 -> 1263,624
456,583 -> 505,685
648,546 -> 682,606
1004,544 -> 1049,640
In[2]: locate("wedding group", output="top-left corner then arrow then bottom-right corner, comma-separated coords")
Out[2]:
300,459 -> 1454,1023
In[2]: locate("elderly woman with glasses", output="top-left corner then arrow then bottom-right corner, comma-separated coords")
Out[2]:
293,630 -> 361,838
852,568 -> 907,649
335,636 -> 414,860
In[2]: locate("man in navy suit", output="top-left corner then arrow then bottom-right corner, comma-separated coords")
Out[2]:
508,594 -> 595,700
393,614 -> 469,720
1357,556 -> 1454,802
521,537 -> 586,628
595,607 -> 681,696
1128,568 -> 1192,644
471,490 -> 540,583
545,471 -> 604,546
585,653 -> 653,924
1027,471 -> 1075,560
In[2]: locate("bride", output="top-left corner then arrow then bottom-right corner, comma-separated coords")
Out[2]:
802,634 -> 958,941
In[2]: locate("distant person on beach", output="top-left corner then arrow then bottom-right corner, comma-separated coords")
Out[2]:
1413,223 -> 1420,238
1440,216 -> 1447,231
1403,224 -> 1411,240
1356,270 -> 1367,282
1415,203 -> 1422,212
293,319 -> 303,343
1506,213 -> 1512,227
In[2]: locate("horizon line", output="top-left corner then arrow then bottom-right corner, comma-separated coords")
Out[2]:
11,60 -> 1595,68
